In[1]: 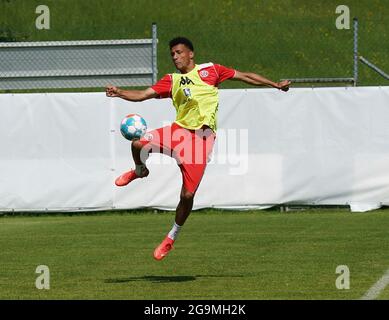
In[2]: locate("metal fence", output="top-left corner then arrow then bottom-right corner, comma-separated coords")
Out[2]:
0,24 -> 158,90
280,18 -> 358,86
155,17 -> 388,88
0,16 -> 388,91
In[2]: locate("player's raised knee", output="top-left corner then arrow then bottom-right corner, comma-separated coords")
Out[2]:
181,189 -> 194,202
131,139 -> 144,151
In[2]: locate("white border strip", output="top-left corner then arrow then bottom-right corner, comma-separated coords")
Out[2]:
360,268 -> 389,300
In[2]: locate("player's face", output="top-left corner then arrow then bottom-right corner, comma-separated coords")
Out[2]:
170,44 -> 194,72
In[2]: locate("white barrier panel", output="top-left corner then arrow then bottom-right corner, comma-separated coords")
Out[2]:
1,87 -> 389,212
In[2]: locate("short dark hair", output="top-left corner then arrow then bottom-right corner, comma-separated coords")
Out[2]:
169,37 -> 194,51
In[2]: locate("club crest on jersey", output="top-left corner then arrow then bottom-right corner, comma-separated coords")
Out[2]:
199,70 -> 209,78
179,76 -> 194,86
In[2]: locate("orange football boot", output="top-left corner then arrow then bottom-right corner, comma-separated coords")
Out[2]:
115,167 -> 149,187
153,236 -> 175,261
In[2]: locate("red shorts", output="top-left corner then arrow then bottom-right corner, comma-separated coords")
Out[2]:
139,122 -> 216,194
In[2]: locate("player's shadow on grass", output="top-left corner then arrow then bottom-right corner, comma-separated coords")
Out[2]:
105,275 -> 242,284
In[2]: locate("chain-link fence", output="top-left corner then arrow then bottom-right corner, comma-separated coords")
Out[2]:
356,17 -> 389,85
1,0 -> 388,91
0,36 -> 158,90
156,17 -> 388,88
159,20 -> 352,84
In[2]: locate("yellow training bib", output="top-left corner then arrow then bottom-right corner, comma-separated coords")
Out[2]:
171,64 -> 219,132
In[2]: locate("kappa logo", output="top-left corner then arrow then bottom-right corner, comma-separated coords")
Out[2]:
179,76 -> 194,86
199,70 -> 209,78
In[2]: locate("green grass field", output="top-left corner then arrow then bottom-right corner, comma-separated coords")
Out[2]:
1,208 -> 388,300
1,0 -> 388,90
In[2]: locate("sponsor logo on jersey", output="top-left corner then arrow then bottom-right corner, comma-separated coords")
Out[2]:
183,88 -> 192,98
179,76 -> 194,86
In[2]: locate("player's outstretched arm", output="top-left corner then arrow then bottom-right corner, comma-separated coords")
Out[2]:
105,86 -> 158,101
232,70 -> 291,92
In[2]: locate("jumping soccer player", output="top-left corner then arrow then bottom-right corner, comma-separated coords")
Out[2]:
106,37 -> 290,261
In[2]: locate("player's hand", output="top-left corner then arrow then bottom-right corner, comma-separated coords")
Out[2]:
105,85 -> 120,97
277,80 -> 291,92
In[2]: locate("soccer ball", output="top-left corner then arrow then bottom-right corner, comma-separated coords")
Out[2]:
120,114 -> 147,141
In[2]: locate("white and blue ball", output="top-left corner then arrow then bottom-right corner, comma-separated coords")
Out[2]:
120,114 -> 147,141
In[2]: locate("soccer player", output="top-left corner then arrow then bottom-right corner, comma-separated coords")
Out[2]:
106,37 -> 290,261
